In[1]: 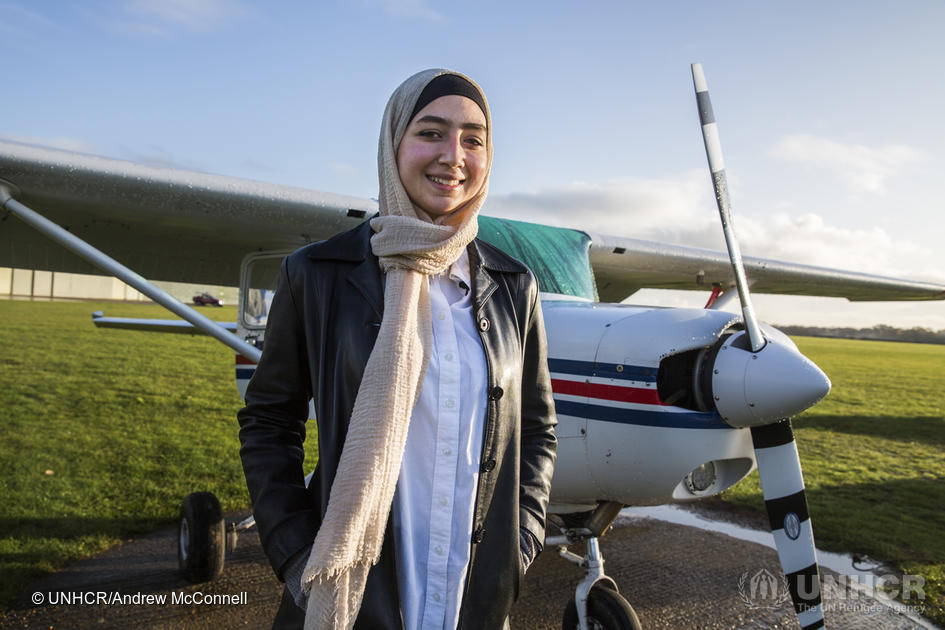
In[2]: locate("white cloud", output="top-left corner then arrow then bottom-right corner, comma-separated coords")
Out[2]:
486,171 -> 944,286
488,170 -> 722,247
770,133 -> 922,194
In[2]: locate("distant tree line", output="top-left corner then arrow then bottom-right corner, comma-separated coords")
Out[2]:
774,324 -> 945,345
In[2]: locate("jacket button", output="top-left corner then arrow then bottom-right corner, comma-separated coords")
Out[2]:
488,386 -> 503,401
472,526 -> 485,544
478,317 -> 490,331
482,458 -> 496,472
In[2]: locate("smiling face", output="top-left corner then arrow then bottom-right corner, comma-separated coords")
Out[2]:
396,94 -> 488,219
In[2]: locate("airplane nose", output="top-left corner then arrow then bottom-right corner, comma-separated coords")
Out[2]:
711,332 -> 831,428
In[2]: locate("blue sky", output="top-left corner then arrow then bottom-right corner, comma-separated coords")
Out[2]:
2,0 -> 943,328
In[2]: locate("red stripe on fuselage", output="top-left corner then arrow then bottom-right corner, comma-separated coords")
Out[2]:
551,378 -> 664,405
235,354 -> 257,365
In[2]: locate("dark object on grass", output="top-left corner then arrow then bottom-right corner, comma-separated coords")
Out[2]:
192,293 -> 224,307
178,492 -> 225,583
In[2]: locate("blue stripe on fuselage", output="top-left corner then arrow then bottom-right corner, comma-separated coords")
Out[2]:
554,399 -> 730,430
547,358 -> 657,383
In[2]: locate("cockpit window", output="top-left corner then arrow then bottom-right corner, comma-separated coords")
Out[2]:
241,255 -> 283,329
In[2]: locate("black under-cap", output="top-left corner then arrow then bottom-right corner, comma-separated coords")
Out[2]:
409,73 -> 487,121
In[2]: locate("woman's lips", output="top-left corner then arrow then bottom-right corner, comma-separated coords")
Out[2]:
427,174 -> 464,189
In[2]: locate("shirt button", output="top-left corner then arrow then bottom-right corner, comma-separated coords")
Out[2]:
445,352 -> 454,361
439,497 -> 447,506
435,545 -> 443,555
437,312 -> 446,321
433,593 -> 441,602
443,448 -> 452,456
444,398 -> 455,409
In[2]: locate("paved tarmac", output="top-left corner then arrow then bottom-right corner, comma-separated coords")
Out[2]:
1,508 -> 934,630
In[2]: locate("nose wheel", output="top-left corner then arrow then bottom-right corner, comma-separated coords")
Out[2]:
549,502 -> 643,630
563,582 -> 641,630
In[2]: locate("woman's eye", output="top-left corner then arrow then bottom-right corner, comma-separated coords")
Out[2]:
418,129 -> 441,139
465,137 -> 484,148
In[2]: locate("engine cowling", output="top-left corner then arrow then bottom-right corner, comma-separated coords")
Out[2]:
707,330 -> 831,428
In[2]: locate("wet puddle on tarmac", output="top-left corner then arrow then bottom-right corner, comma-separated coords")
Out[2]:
621,505 -> 940,630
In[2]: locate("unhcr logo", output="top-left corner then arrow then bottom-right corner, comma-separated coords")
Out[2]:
737,568 -> 791,610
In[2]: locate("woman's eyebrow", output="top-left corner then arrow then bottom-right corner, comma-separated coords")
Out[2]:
413,115 -> 486,131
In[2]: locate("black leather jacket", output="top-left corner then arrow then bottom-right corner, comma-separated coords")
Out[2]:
237,220 -> 557,630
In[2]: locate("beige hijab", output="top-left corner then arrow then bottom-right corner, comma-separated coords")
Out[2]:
300,69 -> 492,630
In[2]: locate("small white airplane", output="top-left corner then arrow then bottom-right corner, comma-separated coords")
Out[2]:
2,65 -> 941,630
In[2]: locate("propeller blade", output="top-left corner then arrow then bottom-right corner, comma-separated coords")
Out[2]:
693,64 -> 826,628
751,420 -> 825,629
691,63 -> 765,352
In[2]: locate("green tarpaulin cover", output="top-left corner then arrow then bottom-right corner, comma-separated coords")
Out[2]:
478,216 -> 596,300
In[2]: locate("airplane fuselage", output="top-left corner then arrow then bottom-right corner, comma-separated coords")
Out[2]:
235,295 -> 759,513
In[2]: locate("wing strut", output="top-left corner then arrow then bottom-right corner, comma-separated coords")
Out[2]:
0,184 -> 261,362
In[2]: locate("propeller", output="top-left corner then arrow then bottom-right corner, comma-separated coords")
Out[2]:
692,63 -> 829,630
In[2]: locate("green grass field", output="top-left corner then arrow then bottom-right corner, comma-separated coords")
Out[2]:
0,300 -> 318,610
721,336 -> 945,623
1,301 -> 943,623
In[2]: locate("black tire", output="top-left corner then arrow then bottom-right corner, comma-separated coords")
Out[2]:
562,584 -> 642,630
178,492 -> 225,583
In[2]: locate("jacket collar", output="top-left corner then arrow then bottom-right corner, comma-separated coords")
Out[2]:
468,233 -> 528,312
305,218 -> 529,316
306,220 -> 382,317
305,219 -> 375,262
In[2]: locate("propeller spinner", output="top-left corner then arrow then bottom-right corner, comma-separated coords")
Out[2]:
693,63 -> 829,630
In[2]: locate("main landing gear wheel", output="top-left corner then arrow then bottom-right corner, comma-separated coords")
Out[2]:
562,584 -> 642,630
178,492 -> 225,583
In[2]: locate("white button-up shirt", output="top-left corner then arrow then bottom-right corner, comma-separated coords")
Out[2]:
392,249 -> 487,630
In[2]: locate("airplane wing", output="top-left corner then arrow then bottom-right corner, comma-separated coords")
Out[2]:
589,233 -> 945,303
0,140 -> 374,287
2,139 -> 943,302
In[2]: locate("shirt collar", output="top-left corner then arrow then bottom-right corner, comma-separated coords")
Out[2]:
448,249 -> 471,283
446,249 -> 472,295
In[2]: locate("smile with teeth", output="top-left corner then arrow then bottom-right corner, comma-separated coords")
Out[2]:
427,174 -> 464,188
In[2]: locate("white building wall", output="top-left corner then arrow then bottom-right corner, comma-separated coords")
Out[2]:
1,267 -> 147,301
1,267 -> 231,304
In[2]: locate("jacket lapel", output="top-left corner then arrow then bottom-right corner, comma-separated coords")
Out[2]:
469,238 -> 528,312
471,252 -> 498,311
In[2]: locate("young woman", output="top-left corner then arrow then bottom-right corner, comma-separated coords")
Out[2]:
238,69 -> 557,630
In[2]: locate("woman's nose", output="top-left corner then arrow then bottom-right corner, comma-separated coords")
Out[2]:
438,136 -> 464,167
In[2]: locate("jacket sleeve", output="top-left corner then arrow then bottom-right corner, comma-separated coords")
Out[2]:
518,273 -> 558,547
237,256 -> 320,578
